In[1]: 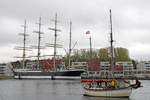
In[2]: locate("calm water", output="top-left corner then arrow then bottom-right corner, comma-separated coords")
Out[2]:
0,79 -> 149,100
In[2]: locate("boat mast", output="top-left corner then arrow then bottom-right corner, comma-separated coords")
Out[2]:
68,21 -> 72,70
53,14 -> 57,68
109,9 -> 114,73
37,17 -> 42,70
33,17 -> 43,70
48,14 -> 61,71
22,20 -> 27,69
89,36 -> 92,60
54,14 -> 57,71
15,20 -> 29,69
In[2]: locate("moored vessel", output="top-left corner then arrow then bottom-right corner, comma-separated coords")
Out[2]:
14,69 -> 84,79
13,14 -> 84,79
81,9 -> 141,97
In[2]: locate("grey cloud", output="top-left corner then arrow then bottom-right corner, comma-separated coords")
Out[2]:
0,0 -> 150,62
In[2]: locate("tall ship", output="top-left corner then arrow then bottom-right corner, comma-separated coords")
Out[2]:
81,10 -> 142,97
13,14 -> 84,79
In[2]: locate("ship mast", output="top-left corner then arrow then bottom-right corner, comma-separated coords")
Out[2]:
15,20 -> 29,69
37,17 -> 42,69
48,14 -> 61,71
22,20 -> 27,69
109,9 -> 114,73
68,21 -> 72,70
54,14 -> 57,71
33,17 -> 44,70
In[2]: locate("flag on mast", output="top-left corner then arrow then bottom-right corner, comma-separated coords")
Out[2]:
86,30 -> 90,35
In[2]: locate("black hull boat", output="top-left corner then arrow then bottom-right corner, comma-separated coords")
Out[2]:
14,69 -> 84,80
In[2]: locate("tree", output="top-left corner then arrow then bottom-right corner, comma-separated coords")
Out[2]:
114,47 -> 131,61
98,48 -> 109,61
62,47 -> 131,64
132,60 -> 137,69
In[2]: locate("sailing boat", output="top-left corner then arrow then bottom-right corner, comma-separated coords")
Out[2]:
14,15 -> 84,79
81,9 -> 141,97
43,15 -> 84,80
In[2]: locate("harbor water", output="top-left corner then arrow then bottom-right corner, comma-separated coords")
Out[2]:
0,80 -> 149,100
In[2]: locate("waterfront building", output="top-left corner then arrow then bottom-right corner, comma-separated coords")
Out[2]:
26,60 -> 66,71
116,62 -> 133,77
100,61 -> 110,70
99,61 -> 110,77
0,63 -> 13,76
99,61 -> 133,77
136,62 -> 145,75
143,61 -> 150,71
26,61 -> 36,69
136,62 -> 145,71
0,63 -> 7,75
71,62 -> 87,70
136,61 -> 150,77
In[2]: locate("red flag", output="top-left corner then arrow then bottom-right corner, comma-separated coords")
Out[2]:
86,31 -> 90,34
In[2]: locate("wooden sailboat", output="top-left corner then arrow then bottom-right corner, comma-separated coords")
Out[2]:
81,9 -> 141,97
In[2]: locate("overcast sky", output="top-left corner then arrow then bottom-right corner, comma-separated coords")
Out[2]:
0,0 -> 150,63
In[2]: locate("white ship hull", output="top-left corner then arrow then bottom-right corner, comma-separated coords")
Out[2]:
83,87 -> 132,97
